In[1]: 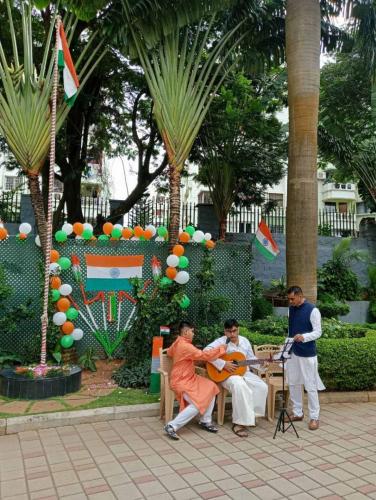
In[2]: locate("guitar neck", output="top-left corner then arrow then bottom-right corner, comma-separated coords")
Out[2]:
237,358 -> 268,367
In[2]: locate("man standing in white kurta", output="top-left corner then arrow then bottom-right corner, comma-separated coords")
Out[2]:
285,286 -> 325,431
205,319 -> 268,438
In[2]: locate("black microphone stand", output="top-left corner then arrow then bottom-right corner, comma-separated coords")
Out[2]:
273,339 -> 299,439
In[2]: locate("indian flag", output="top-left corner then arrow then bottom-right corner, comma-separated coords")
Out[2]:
254,220 -> 280,261
85,254 -> 144,292
57,23 -> 79,106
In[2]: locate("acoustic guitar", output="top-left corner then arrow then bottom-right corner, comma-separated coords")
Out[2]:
206,352 -> 271,382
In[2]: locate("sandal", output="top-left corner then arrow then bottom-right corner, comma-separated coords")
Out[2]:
198,422 -> 218,433
232,424 -> 248,438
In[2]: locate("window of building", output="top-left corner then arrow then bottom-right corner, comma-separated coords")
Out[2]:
268,193 -> 284,208
198,190 -> 212,204
4,175 -> 21,191
324,202 -> 336,212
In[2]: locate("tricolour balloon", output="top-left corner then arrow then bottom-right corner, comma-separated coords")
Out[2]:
62,223 -> 73,235
59,284 -> 73,296
166,254 -> 179,267
53,312 -> 66,326
72,328 -> 84,341
19,222 -> 32,235
175,271 -> 190,285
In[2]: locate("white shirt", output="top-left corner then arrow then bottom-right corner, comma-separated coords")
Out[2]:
204,335 -> 256,372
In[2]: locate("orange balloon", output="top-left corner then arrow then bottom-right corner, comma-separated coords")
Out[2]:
133,225 -> 143,238
166,267 -> 177,280
19,233 -> 27,240
144,229 -> 153,240
61,321 -> 74,335
103,222 -> 113,235
73,222 -> 84,235
172,244 -> 185,257
0,227 -> 8,240
122,227 -> 132,239
50,249 -> 60,263
206,240 -> 216,249
57,297 -> 70,312
50,276 -> 62,290
179,232 -> 190,243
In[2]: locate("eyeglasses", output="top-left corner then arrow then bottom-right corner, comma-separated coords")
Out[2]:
225,328 -> 238,334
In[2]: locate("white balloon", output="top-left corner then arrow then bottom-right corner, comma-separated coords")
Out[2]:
166,254 -> 179,267
145,224 -> 156,237
53,312 -> 66,326
59,284 -> 72,296
204,232 -> 212,241
192,230 -> 205,243
49,263 -> 61,275
155,236 -> 165,242
131,236 -> 139,241
19,222 -> 32,235
83,222 -> 93,232
114,224 -> 123,231
175,271 -> 190,285
75,235 -> 83,240
35,235 -> 41,247
72,328 -> 84,341
62,223 -> 73,235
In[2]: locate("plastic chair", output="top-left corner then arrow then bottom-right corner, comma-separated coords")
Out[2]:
265,361 -> 289,422
158,348 -> 228,425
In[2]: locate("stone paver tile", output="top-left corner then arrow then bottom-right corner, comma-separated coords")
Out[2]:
343,494 -> 370,500
227,487 -> 259,500
267,477 -> 304,496
57,483 -> 84,497
172,487 -> 202,500
29,400 -> 66,413
0,401 -> 30,413
88,492 -> 116,500
288,494 -> 315,500
183,471 -> 212,486
304,469 -> 339,486
137,480 -> 167,497
159,472 -> 189,491
200,465 -> 230,482
214,478 -> 245,491
111,482 -> 143,500
249,485 -> 282,499
308,487 -> 336,498
52,470 -> 80,487
327,482 -> 356,496
28,476 -> 55,492
60,495 -> 88,500
1,479 -> 28,497
29,488 -> 58,499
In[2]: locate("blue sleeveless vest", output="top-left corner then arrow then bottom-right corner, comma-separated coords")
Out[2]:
288,301 -> 316,357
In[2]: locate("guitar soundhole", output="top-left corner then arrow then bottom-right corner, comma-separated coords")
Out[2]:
233,360 -> 238,366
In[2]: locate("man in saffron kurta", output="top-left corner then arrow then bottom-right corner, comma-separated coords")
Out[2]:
164,321 -> 226,440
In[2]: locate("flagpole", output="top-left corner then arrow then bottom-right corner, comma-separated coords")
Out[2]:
38,14 -> 61,372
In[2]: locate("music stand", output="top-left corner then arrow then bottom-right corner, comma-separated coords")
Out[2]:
273,339 -> 299,439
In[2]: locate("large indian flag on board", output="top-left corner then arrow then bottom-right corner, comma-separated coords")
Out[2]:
85,255 -> 144,291
57,23 -> 79,106
254,220 -> 280,261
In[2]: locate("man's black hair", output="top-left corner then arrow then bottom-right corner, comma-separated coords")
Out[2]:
179,320 -> 194,332
287,286 -> 303,295
224,318 -> 239,329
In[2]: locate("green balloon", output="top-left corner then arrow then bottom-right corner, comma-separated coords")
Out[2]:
60,335 -> 74,348
58,257 -> 71,270
179,294 -> 190,309
51,289 -> 60,302
139,235 -> 146,241
111,227 -> 122,239
98,234 -> 109,241
185,225 -> 195,237
178,256 -> 189,268
66,307 -> 79,321
55,230 -> 67,243
160,277 -> 173,288
82,228 -> 93,240
157,226 -> 168,237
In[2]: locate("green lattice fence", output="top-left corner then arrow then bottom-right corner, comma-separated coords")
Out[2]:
0,238 -> 252,356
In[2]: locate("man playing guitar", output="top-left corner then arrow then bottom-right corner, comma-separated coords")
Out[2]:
204,319 -> 268,437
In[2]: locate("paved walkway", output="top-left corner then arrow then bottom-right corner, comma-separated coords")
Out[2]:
1,402 -> 376,500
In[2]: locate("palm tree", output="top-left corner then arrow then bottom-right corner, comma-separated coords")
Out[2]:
285,0 -> 321,302
0,1 -> 104,251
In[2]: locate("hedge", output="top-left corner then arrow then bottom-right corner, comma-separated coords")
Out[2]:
241,329 -> 376,391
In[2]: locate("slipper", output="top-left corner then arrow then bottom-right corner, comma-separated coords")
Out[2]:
231,424 -> 248,438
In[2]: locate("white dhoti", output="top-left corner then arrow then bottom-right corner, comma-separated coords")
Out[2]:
286,353 -> 325,420
221,372 -> 268,426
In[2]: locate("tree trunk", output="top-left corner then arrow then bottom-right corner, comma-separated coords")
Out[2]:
64,174 -> 84,223
169,164 -> 181,246
286,0 -> 320,303
219,217 -> 227,241
28,174 -> 47,253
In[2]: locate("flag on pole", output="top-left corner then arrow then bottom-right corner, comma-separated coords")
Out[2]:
85,254 -> 144,291
57,23 -> 79,106
254,219 -> 280,261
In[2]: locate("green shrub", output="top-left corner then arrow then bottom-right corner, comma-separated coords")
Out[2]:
194,323 -> 223,348
317,293 -> 350,319
250,316 -> 288,336
252,297 -> 273,321
113,359 -> 151,388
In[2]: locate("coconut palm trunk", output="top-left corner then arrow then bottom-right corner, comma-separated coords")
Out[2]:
168,164 -> 182,244
286,0 -> 320,302
27,174 -> 48,250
